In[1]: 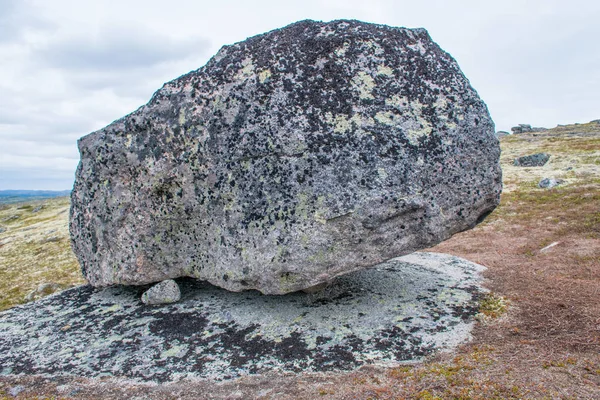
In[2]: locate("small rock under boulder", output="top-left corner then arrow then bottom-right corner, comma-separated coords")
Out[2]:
70,19 -> 502,294
141,279 -> 181,305
514,153 -> 550,167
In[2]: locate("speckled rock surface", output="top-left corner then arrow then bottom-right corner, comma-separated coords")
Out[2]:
70,19 -> 501,293
0,253 -> 485,383
141,279 -> 181,305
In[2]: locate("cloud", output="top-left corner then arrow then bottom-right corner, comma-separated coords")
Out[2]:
38,25 -> 210,70
0,0 -> 24,42
2,0 -> 600,189
0,0 -> 55,44
0,22 -> 211,191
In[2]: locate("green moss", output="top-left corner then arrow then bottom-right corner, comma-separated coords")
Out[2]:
478,293 -> 509,319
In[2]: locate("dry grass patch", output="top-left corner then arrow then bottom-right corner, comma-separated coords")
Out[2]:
0,197 -> 84,311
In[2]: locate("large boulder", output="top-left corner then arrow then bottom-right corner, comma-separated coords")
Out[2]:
70,19 -> 502,294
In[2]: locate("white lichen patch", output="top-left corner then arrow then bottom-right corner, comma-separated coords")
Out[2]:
377,167 -> 389,181
406,40 -> 427,55
352,71 -> 376,100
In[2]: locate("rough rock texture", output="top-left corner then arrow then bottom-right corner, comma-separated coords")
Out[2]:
141,279 -> 181,305
70,19 -> 502,294
0,253 -> 485,383
514,152 -> 550,167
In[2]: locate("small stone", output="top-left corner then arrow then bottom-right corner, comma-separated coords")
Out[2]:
0,226 -> 6,234
25,282 -> 63,302
540,241 -> 560,253
32,205 -> 44,213
8,385 -> 25,397
41,235 -> 62,244
538,178 -> 564,189
514,153 -> 550,167
2,215 -> 19,222
141,279 -> 181,305
496,131 -> 509,137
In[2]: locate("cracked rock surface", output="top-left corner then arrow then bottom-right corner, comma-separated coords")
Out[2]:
0,253 -> 484,383
70,19 -> 501,293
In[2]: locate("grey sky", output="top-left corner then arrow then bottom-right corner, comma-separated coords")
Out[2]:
1,0 -> 599,190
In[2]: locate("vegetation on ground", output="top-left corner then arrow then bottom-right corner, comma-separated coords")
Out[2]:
0,121 -> 599,398
0,197 -> 84,311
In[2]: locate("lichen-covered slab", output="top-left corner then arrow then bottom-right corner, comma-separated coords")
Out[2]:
0,253 -> 484,383
70,19 -> 501,293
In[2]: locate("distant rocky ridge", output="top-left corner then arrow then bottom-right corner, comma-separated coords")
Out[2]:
70,19 -> 502,294
511,124 -> 547,134
496,119 -> 600,137
0,190 -> 70,205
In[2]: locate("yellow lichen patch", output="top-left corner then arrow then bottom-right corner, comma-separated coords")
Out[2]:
258,69 -> 272,84
235,56 -> 255,81
405,101 -> 434,145
324,111 -> 376,134
377,64 -> 394,77
0,197 -> 85,311
334,42 -> 350,57
406,124 -> 433,145
375,111 -> 395,125
352,71 -> 376,100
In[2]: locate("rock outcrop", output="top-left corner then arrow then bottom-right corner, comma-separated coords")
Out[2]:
0,253 -> 485,383
511,124 -> 547,134
70,19 -> 502,294
538,177 -> 564,189
514,153 -> 550,167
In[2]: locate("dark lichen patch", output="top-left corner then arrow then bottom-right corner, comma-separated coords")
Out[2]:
0,253 -> 484,383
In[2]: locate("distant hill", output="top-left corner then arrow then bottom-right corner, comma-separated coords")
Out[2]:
0,190 -> 71,205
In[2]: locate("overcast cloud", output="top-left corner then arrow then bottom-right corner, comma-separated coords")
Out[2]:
1,0 -> 599,190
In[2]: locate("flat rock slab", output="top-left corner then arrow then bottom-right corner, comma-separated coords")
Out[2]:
0,253 -> 484,383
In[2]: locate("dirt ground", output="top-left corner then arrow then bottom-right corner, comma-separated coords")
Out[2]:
1,124 -> 599,399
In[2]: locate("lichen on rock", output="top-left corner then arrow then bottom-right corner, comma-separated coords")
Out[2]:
70,19 -> 502,294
